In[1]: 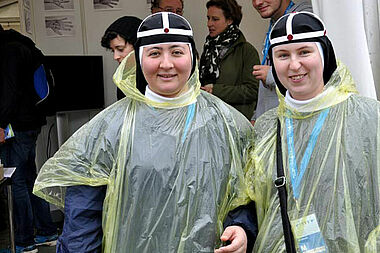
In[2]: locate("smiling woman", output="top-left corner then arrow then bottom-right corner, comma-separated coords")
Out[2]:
34,12 -> 257,253
239,11 -> 380,252
272,42 -> 324,100
141,43 -> 192,97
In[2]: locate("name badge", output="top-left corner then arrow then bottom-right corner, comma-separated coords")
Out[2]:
291,213 -> 328,253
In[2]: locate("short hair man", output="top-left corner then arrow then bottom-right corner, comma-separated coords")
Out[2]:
251,0 -> 312,122
101,16 -> 142,98
151,0 -> 184,15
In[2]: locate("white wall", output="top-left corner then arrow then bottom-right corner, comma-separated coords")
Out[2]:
29,0 -> 268,107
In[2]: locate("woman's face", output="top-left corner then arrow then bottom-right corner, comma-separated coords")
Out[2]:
142,43 -> 192,98
110,35 -> 134,64
207,6 -> 232,38
273,42 -> 324,100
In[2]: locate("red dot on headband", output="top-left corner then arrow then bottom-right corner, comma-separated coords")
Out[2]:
164,28 -> 169,33
287,34 -> 293,41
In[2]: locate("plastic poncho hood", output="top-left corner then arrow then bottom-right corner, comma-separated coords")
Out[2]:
33,44 -> 253,252
247,61 -> 380,252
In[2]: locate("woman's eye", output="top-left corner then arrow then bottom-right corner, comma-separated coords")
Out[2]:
148,51 -> 159,57
300,50 -> 310,55
277,53 -> 289,59
172,50 -> 184,55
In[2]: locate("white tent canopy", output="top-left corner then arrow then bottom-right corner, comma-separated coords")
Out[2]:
311,0 -> 379,100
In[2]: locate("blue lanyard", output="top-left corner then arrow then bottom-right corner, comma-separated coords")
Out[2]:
181,103 -> 195,143
261,1 -> 295,65
285,108 -> 330,199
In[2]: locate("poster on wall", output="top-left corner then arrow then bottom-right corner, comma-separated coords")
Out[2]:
45,15 -> 75,37
44,0 -> 74,11
24,9 -> 32,35
93,0 -> 121,10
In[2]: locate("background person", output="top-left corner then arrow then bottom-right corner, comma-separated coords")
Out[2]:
34,12 -> 256,252
251,0 -> 312,123
199,0 -> 259,120
0,26 -> 57,253
101,16 -> 142,98
243,12 -> 379,252
150,0 -> 184,15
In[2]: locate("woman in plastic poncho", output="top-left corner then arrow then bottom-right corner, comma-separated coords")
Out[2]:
33,12 -> 257,252
225,12 -> 380,252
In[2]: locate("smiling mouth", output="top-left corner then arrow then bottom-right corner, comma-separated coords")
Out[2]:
258,6 -> 268,12
290,74 -> 306,81
158,74 -> 177,78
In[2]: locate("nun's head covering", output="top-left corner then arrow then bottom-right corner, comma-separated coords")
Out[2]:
268,11 -> 337,95
135,12 -> 196,93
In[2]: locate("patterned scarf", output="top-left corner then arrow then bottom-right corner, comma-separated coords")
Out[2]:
199,24 -> 240,85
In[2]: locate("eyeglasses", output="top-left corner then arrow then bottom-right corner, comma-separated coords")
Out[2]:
158,6 -> 183,15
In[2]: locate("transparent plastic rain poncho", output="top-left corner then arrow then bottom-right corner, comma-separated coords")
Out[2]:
247,61 -> 380,252
33,52 -> 252,252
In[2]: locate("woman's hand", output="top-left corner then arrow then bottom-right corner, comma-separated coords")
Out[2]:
201,83 -> 214,94
214,226 -> 247,253
252,65 -> 270,85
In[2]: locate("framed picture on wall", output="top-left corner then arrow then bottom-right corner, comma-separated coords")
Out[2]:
44,0 -> 75,11
93,0 -> 121,10
45,15 -> 75,37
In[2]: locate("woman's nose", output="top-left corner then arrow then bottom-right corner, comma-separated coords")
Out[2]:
289,56 -> 301,70
160,54 -> 174,69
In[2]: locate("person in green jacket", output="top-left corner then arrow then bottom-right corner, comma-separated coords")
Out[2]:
199,0 -> 260,119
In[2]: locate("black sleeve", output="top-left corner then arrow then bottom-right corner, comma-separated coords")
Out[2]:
224,201 -> 258,253
0,43 -> 32,128
57,185 -> 107,253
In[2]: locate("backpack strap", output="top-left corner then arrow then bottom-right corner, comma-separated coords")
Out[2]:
275,118 -> 297,252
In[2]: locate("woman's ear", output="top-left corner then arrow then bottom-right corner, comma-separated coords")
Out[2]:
227,18 -> 233,26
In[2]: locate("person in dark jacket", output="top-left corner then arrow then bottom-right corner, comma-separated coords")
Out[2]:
101,16 -> 142,98
199,0 -> 260,119
0,28 -> 57,252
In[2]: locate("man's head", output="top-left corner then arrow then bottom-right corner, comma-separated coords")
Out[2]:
252,0 -> 291,20
151,0 -> 184,15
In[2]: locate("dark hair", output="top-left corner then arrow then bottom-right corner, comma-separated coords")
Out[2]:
0,24 -> 3,32
101,31 -> 125,49
206,0 -> 242,26
100,16 -> 142,49
151,0 -> 184,10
